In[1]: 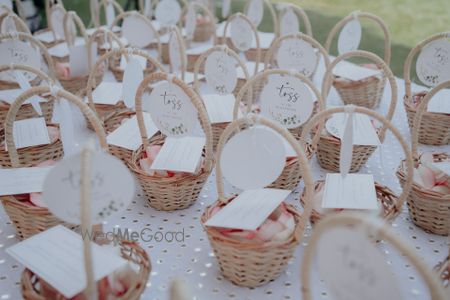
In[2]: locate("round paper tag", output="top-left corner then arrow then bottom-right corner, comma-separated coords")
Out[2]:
276,38 -> 317,77
279,8 -> 299,36
50,6 -> 65,40
144,81 -> 198,137
260,74 -> 314,128
222,0 -> 231,18
169,31 -> 183,73
220,126 -> 286,190
42,151 -> 135,225
122,57 -> 144,108
155,0 -> 181,26
122,15 -> 155,48
185,6 -> 196,39
246,0 -> 264,27
1,15 -> 16,34
317,227 -> 402,300
337,18 -> 361,55
230,16 -> 253,52
205,51 -> 238,95
416,39 -> 450,87
0,40 -> 41,81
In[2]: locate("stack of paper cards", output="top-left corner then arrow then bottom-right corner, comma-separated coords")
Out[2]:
107,112 -> 159,150
202,94 -> 240,123
0,166 -> 53,196
7,226 -> 127,299
333,60 -> 381,81
12,118 -> 50,149
48,37 -> 85,58
150,136 -> 205,173
322,173 -> 378,210
205,189 -> 291,230
433,162 -> 450,177
90,82 -> 123,105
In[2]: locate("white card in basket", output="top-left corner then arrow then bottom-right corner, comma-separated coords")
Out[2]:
43,151 -> 134,224
202,94 -> 241,123
155,0 -> 181,26
416,39 -> 450,87
107,112 -> 159,151
322,173 -> 378,210
432,161 -> 450,177
260,74 -> 314,129
91,81 -> 123,105
279,8 -> 299,36
12,117 -> 50,149
0,40 -> 41,81
6,225 -> 127,299
205,188 -> 291,230
144,80 -> 198,137
230,16 -> 253,52
427,89 -> 450,114
220,126 -> 286,190
150,136 -> 205,173
119,54 -> 147,70
122,57 -> 144,108
326,112 -> 380,146
49,37 -> 85,58
122,14 -> 155,48
35,30 -> 57,43
0,166 -> 53,196
333,60 -> 381,81
246,0 -> 264,27
317,227 -> 402,300
205,51 -> 238,95
337,17 -> 361,55
69,42 -> 97,77
276,38 -> 317,77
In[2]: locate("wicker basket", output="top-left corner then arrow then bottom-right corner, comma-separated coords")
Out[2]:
264,32 -> 328,81
301,105 -> 414,224
325,12 -> 391,109
193,45 -> 251,151
0,86 -> 108,239
403,32 -> 450,146
396,80 -> 450,235
129,72 -> 214,211
314,50 -> 397,172
85,47 -> 165,132
300,212 -> 448,300
21,240 -> 150,300
201,115 -> 314,287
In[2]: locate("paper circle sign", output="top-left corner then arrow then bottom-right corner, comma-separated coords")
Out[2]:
122,15 -> 155,48
220,126 -> 286,190
0,40 -> 41,81
280,8 -> 299,36
144,80 -> 198,137
260,74 -> 314,128
337,18 -> 361,55
42,151 -> 135,225
230,16 -> 253,52
246,0 -> 264,27
205,51 -> 238,95
155,0 -> 181,26
317,227 -> 402,300
276,38 -> 317,77
416,39 -> 450,87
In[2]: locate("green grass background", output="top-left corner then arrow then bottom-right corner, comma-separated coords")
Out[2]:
59,0 -> 450,78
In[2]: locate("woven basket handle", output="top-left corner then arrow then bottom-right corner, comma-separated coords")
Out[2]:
4,86 -> 107,167
300,105 -> 414,212
135,72 -> 214,172
321,50 -> 397,142
325,11 -> 391,65
0,63 -> 54,85
182,2 -> 217,43
300,212 -> 447,300
214,115 -> 314,229
264,32 -> 329,71
411,79 -> 450,158
193,45 -> 250,95
86,47 -> 165,115
0,12 -> 31,34
244,0 -> 279,36
403,32 -> 450,100
223,13 -> 261,76
235,68 -> 324,147
0,32 -> 57,80
63,11 -> 88,47
167,26 -> 187,79
278,4 -> 312,37
111,11 -> 162,60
